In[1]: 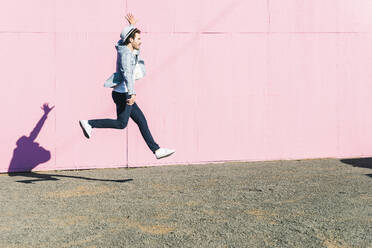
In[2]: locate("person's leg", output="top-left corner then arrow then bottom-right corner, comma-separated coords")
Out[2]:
130,103 -> 160,153
88,92 -> 132,129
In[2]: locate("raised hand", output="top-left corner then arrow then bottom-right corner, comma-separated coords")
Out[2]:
41,103 -> 55,115
125,13 -> 137,25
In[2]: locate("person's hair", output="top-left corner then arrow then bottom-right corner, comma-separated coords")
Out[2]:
124,29 -> 141,45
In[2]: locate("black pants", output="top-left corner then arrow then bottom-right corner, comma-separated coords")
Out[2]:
88,91 -> 160,153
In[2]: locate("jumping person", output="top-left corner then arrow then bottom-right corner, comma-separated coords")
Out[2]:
79,13 -> 175,160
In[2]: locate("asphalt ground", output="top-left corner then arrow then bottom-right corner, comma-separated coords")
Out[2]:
0,158 -> 371,248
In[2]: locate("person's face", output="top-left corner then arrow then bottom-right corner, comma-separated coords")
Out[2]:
130,33 -> 142,50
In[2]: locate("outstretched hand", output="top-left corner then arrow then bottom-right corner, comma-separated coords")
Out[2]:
41,103 -> 55,115
125,13 -> 137,25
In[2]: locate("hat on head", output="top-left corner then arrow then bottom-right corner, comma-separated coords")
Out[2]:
120,25 -> 137,41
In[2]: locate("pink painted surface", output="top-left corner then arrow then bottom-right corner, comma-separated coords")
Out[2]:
1,0 -> 372,172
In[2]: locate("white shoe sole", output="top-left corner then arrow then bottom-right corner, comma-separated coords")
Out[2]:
79,120 -> 91,139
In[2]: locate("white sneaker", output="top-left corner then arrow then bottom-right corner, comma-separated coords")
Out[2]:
155,148 -> 175,159
79,120 -> 92,139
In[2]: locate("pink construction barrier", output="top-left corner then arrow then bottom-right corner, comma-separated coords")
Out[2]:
1,0 -> 372,172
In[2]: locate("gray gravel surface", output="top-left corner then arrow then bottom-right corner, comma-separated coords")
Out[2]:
0,158 -> 371,248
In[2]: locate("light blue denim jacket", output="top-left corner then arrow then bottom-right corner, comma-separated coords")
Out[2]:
113,40 -> 139,95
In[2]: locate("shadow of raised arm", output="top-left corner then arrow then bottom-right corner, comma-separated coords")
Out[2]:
29,103 -> 55,142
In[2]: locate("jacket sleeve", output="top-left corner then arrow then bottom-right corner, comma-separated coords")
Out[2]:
120,51 -> 135,95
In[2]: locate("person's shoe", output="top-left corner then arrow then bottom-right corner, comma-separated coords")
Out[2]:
79,120 -> 92,139
155,148 -> 175,159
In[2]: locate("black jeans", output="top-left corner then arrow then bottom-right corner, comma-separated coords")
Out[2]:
88,91 -> 160,153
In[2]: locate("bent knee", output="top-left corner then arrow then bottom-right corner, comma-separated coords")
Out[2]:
117,121 -> 128,129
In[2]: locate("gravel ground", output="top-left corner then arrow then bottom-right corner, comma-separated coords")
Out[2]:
0,158 -> 371,248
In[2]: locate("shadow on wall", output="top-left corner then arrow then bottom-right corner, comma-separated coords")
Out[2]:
8,103 -> 54,173
340,158 -> 372,178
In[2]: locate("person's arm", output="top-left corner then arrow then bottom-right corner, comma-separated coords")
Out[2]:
123,13 -> 137,105
124,13 -> 137,96
120,51 -> 136,96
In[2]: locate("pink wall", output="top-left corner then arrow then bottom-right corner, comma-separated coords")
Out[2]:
1,0 -> 372,172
